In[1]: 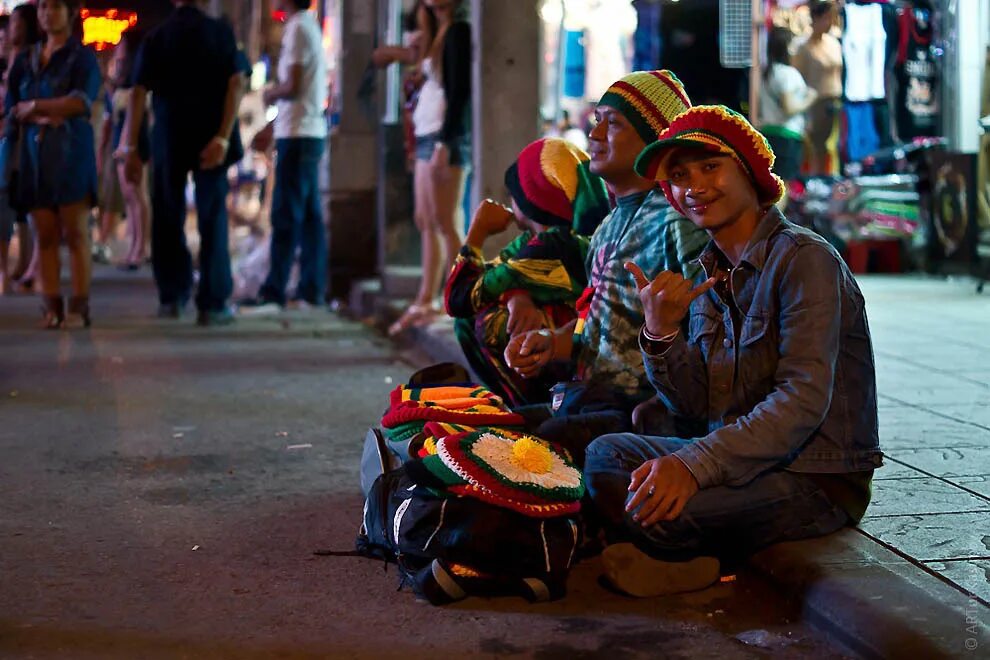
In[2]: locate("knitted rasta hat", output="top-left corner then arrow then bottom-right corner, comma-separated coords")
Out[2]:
419,429 -> 585,518
503,138 -> 611,236
634,105 -> 786,214
597,70 -> 693,146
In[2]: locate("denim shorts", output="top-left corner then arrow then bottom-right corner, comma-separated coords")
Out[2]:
414,132 -> 470,167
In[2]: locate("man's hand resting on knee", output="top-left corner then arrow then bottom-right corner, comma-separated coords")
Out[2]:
626,457 -> 700,526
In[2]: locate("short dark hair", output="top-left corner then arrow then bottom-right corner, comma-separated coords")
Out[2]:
291,0 -> 312,9
0,16 -> 9,32
809,1 -> 835,20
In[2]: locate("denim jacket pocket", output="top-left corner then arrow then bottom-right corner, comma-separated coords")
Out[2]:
740,313 -> 769,347
689,310 -> 720,357
740,312 -> 775,388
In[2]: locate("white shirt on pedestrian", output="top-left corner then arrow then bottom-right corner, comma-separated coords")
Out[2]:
274,10 -> 328,140
760,63 -> 814,137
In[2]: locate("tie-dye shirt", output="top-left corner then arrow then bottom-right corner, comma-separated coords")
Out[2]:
575,187 -> 708,403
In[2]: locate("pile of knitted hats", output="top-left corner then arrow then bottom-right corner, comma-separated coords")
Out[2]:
381,384 -> 584,518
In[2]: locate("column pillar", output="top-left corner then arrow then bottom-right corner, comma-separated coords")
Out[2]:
470,0 -> 542,235
326,0 -> 379,300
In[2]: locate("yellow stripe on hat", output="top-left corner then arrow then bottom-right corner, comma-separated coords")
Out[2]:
606,83 -> 668,140
538,139 -> 586,199
627,72 -> 691,126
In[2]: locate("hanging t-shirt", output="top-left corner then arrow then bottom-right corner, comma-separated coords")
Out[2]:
894,6 -> 939,139
843,2 -> 888,101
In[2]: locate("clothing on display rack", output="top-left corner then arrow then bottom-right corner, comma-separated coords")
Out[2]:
894,2 -> 938,140
842,1 -> 888,102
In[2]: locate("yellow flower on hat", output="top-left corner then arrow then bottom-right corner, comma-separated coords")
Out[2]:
511,436 -> 554,474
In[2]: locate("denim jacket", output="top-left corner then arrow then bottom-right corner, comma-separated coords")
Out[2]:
643,207 -> 882,489
4,39 -> 100,209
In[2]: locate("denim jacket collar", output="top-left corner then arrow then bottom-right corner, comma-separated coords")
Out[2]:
696,205 -> 785,279
29,37 -> 83,75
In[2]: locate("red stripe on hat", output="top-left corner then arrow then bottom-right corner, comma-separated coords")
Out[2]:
612,80 -> 669,132
649,70 -> 691,109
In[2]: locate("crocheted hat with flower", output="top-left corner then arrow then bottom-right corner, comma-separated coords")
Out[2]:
597,70 -> 693,145
418,429 -> 585,518
504,137 -> 611,236
633,105 -> 786,214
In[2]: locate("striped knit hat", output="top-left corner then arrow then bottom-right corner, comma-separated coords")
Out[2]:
634,105 -> 786,214
504,138 -> 611,236
597,70 -> 693,146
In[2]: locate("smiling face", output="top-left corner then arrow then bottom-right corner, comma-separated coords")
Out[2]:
587,104 -> 648,187
665,148 -> 760,235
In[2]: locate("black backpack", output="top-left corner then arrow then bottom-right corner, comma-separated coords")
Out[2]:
358,465 -> 582,605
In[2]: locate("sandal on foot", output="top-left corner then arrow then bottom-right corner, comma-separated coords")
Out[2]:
388,303 -> 438,337
41,295 -> 65,330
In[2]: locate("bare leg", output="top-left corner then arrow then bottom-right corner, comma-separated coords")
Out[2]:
388,158 -> 440,336
32,210 -> 62,297
413,157 -> 440,307
431,163 -> 466,295
11,221 -> 31,278
60,202 -> 92,299
118,160 -> 150,264
0,240 -> 9,294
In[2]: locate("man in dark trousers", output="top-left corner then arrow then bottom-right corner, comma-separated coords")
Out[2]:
122,0 -> 245,325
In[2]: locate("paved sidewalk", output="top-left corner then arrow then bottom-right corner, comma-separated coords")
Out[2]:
855,276 -> 990,603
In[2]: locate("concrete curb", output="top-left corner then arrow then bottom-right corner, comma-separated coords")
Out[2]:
750,529 -> 988,659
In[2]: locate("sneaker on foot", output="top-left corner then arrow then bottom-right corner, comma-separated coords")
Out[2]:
196,307 -> 236,326
237,296 -> 282,316
600,543 -> 720,597
156,302 -> 183,319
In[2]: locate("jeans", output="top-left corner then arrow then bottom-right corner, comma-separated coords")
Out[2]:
152,163 -> 232,311
584,433 -> 850,562
260,138 -> 326,305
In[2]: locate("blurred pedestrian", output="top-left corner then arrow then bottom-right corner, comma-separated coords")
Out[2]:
759,27 -> 816,182
238,0 -> 328,313
793,1 -> 843,176
5,0 -> 101,327
94,51 -> 123,264
4,2 -> 40,292
123,0 -> 246,325
110,31 -> 151,271
0,15 -> 14,294
388,0 -> 471,336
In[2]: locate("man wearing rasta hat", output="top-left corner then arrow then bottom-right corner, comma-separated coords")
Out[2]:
583,105 -> 882,597
504,71 -> 708,429
444,138 -> 611,407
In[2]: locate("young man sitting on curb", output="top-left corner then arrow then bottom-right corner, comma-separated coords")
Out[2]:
584,105 -> 883,597
503,71 -> 708,454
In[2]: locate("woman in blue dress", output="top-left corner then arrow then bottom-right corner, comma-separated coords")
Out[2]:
5,0 -> 100,328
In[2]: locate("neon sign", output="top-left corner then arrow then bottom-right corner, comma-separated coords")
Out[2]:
80,9 -> 138,51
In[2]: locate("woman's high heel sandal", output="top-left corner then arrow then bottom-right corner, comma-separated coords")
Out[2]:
67,296 -> 91,328
41,295 -> 65,329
